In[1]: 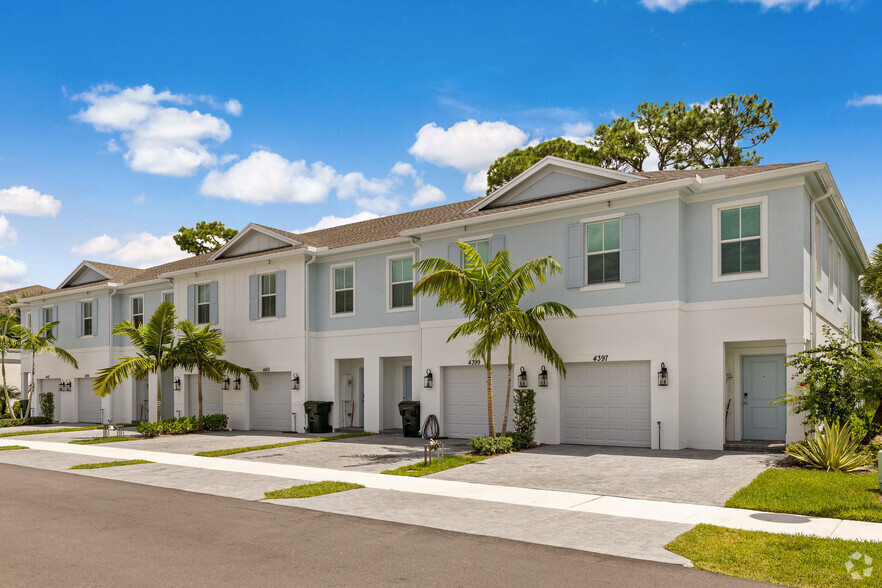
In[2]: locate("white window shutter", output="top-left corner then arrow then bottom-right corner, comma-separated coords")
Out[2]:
566,224 -> 585,288
620,214 -> 640,283
249,275 -> 259,320
276,270 -> 286,318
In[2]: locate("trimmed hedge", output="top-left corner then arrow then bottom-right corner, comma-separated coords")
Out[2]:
501,430 -> 533,451
468,435 -> 514,455
0,416 -> 52,428
136,414 -> 228,437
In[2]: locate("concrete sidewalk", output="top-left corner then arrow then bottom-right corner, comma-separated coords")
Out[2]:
3,437 -> 881,544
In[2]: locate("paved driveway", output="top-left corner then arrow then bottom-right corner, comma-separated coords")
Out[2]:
430,444 -> 783,506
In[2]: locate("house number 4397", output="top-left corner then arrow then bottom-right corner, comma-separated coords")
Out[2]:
593,355 -> 609,362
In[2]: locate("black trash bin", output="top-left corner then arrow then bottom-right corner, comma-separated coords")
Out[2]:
304,400 -> 333,433
398,400 -> 421,438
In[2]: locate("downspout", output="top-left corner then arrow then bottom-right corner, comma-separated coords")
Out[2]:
106,283 -> 118,424
303,253 -> 317,431
810,190 -> 833,348
409,237 -> 423,393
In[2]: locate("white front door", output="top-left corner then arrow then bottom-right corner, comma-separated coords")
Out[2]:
250,372 -> 291,431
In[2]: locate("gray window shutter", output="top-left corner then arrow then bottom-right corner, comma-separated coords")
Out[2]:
447,243 -> 462,267
76,302 -> 83,337
249,275 -> 259,320
52,306 -> 58,324
489,235 -> 505,259
187,285 -> 195,323
93,298 -> 98,336
209,281 -> 219,324
276,270 -> 287,318
566,224 -> 585,288
620,214 -> 640,283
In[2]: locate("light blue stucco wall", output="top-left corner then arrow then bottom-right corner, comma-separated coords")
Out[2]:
23,292 -> 111,350
112,287 -> 167,346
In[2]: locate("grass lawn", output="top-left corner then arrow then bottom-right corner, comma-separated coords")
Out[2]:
69,459 -> 152,470
0,445 -> 26,450
381,454 -> 487,477
70,436 -> 145,445
264,481 -> 364,499
195,432 -> 374,457
0,425 -> 104,438
726,468 -> 882,523
667,524 -> 881,587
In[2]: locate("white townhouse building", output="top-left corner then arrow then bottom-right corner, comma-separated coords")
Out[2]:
16,158 -> 867,450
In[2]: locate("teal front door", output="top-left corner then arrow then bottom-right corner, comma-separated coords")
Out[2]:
742,355 -> 786,441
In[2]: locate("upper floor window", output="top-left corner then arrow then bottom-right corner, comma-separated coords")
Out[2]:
389,256 -> 414,310
333,265 -> 354,315
131,296 -> 144,328
467,239 -> 490,263
837,250 -> 843,309
720,204 -> 761,275
260,273 -> 276,318
163,291 -> 174,305
828,237 -> 835,302
815,217 -> 822,289
82,301 -> 93,336
586,219 -> 620,285
196,284 -> 211,324
42,307 -> 53,337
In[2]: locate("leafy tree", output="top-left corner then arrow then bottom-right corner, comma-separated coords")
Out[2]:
861,297 -> 882,348
167,320 -> 258,427
486,138 -> 600,194
173,221 -> 238,255
632,100 -> 688,171
862,244 -> 882,305
0,312 -> 20,417
591,117 -> 648,172
14,322 -> 78,418
412,242 -> 571,437
93,301 -> 177,420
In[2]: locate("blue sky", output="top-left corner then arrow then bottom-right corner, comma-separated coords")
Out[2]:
0,0 -> 880,288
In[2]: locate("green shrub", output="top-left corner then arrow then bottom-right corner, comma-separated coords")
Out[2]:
136,414 -> 228,437
785,419 -> 873,472
39,392 -> 55,422
468,435 -> 514,455
501,430 -> 532,451
512,388 -> 536,443
0,416 -> 52,428
15,401 -> 25,417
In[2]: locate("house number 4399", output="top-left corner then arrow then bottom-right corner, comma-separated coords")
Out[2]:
593,355 -> 609,362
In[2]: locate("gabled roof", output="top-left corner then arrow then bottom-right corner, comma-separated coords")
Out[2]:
208,223 -> 304,261
57,260 -> 143,290
0,285 -> 52,310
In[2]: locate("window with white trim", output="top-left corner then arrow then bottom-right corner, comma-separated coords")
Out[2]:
333,265 -> 354,315
837,250 -> 843,309
196,284 -> 211,324
466,239 -> 490,263
163,291 -> 174,305
131,296 -> 144,328
720,204 -> 761,275
260,273 -> 276,318
42,307 -> 53,337
389,256 -> 414,310
82,301 -> 93,336
815,217 -> 822,289
585,219 -> 620,285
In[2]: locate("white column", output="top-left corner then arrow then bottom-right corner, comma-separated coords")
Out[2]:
148,374 -> 159,422
785,339 -> 807,444
363,357 -> 381,433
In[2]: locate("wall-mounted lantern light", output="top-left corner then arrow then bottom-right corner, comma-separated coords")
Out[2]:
517,366 -> 528,388
222,376 -> 230,391
291,373 -> 300,390
538,366 -> 548,388
58,380 -> 65,392
658,362 -> 669,387
424,369 -> 433,389
173,376 -> 181,392
233,377 -> 241,391
64,380 -> 72,392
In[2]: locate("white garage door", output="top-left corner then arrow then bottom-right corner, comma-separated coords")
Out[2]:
250,372 -> 291,431
187,375 -> 223,417
77,378 -> 101,423
443,366 -> 513,439
561,361 -> 651,447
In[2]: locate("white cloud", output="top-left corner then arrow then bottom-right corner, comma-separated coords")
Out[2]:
356,196 -> 401,214
73,84 -> 232,177
70,234 -> 121,257
113,233 -> 188,268
201,150 -> 338,204
409,184 -> 446,207
224,99 -> 243,116
463,171 -> 489,196
847,95 -> 882,107
0,186 -> 62,217
132,194 -> 147,205
218,154 -> 239,165
641,0 -> 847,11
0,256 -> 28,290
296,212 -> 380,233
106,138 -> 121,152
0,216 -> 18,247
336,172 -> 393,199
409,120 -> 529,172
561,121 -> 594,143
391,161 -> 418,179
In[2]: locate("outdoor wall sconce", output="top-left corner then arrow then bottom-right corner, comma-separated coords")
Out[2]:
517,366 -> 528,388
222,376 -> 230,391
58,380 -> 65,392
538,366 -> 548,388
173,376 -> 181,392
424,369 -> 433,389
233,377 -> 241,391
658,362 -> 669,387
64,380 -> 72,392
291,373 -> 300,390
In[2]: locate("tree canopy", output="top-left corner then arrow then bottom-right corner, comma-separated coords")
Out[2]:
485,93 -> 780,193
173,221 -> 238,255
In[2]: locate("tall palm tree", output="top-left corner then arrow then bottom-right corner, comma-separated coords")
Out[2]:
0,312 -> 21,418
93,301 -> 176,420
167,320 -> 258,427
15,322 -> 78,418
413,242 -> 571,437
862,243 -> 882,304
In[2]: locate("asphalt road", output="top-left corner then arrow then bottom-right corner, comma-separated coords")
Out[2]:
0,463 -> 767,587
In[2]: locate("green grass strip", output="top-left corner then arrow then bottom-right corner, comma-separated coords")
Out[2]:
0,425 -> 104,438
195,432 -> 375,457
0,445 -> 26,451
264,481 -> 364,499
726,468 -> 882,523
666,524 -> 882,587
69,459 -> 152,470
70,436 -> 144,445
382,455 -> 487,477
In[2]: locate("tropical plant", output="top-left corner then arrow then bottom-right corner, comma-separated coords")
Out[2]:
785,419 -> 873,472
39,391 -> 55,421
93,301 -> 177,420
512,388 -> 537,443
0,311 -> 21,418
413,242 -> 571,437
468,435 -> 514,455
14,322 -> 78,418
167,320 -> 258,427
861,243 -> 882,305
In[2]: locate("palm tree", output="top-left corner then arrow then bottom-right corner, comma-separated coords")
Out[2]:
0,312 -> 21,417
413,242 -> 571,437
93,301 -> 176,420
167,320 -> 258,427
15,322 -> 78,418
862,243 -> 882,304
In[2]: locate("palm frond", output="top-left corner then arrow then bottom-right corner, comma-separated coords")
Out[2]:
93,356 -> 155,397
